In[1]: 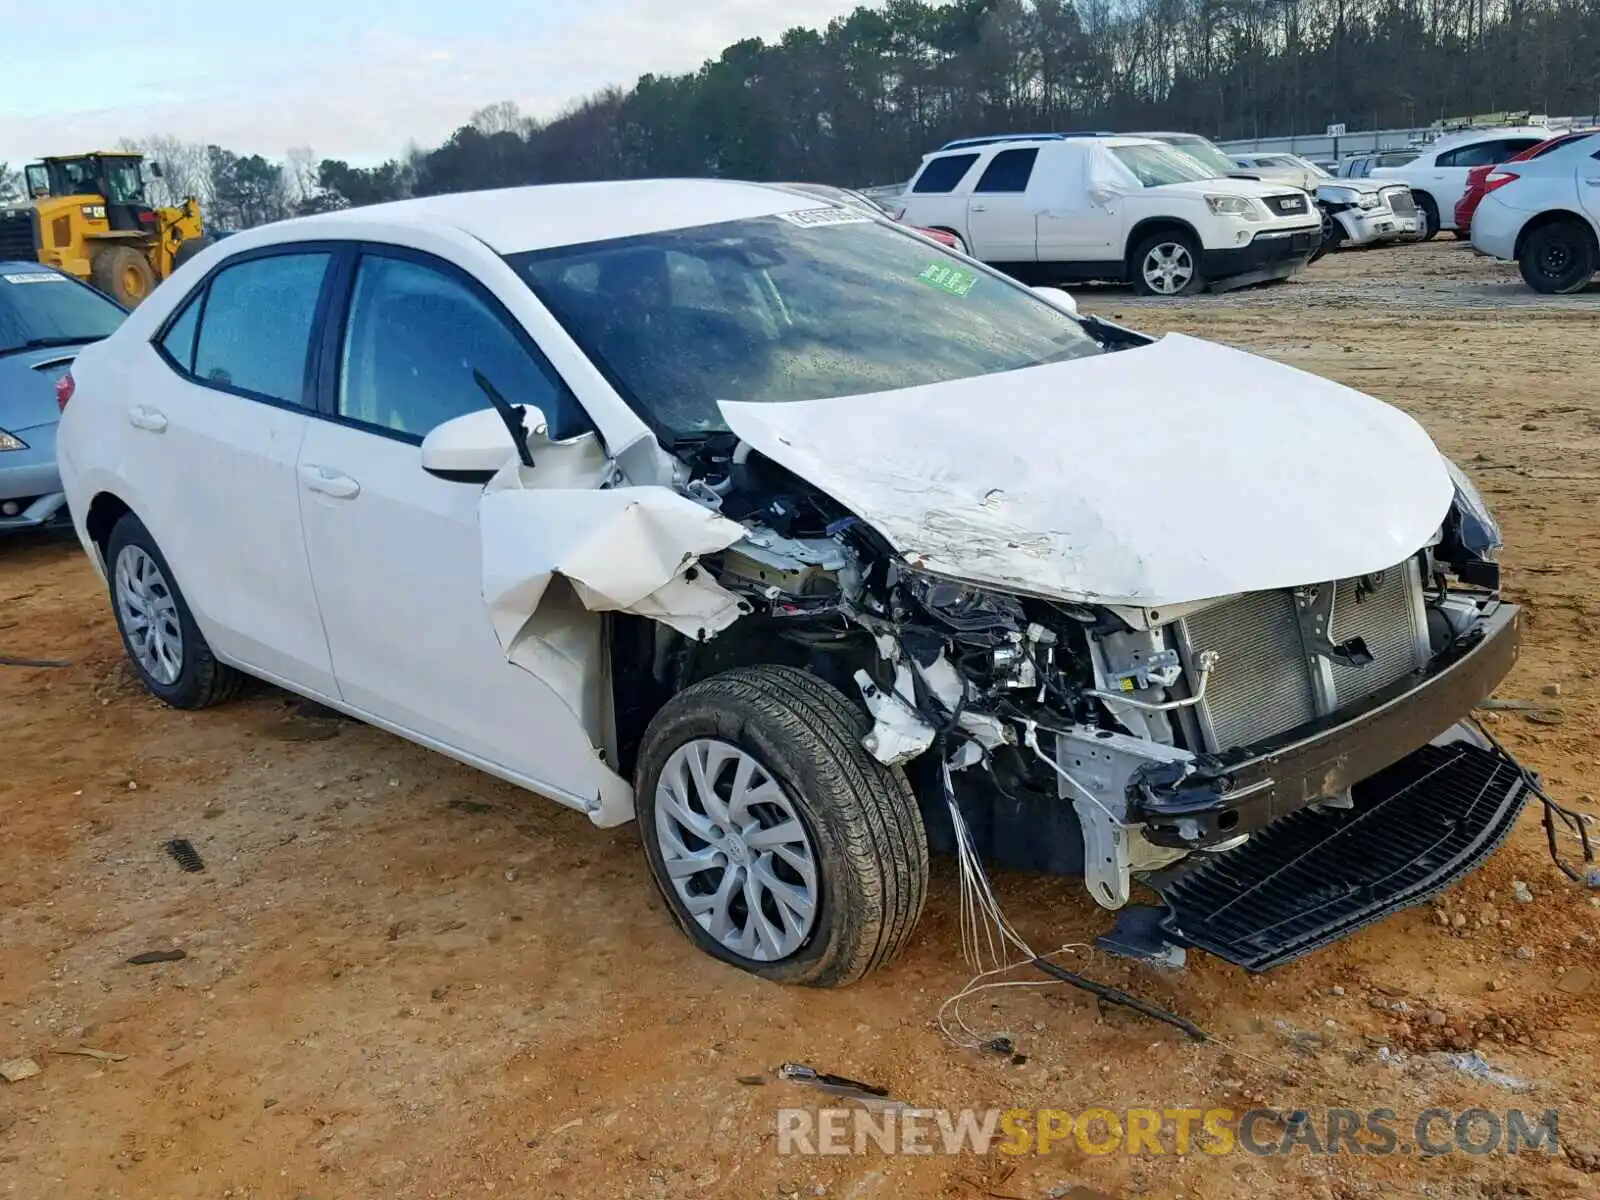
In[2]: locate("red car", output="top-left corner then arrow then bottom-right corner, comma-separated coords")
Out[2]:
1456,130 -> 1597,233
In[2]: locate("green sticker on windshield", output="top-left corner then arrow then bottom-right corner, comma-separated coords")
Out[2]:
917,263 -> 977,296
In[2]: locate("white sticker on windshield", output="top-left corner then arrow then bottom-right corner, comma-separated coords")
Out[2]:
2,272 -> 67,285
776,207 -> 874,228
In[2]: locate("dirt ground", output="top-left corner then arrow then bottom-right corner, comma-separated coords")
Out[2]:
3,240 -> 1598,1200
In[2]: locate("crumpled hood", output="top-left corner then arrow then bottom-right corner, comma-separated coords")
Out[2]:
720,334 -> 1455,608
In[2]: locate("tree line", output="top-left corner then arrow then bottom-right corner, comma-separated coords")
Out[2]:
10,0 -> 1598,227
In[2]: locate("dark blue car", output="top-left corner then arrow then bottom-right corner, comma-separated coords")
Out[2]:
0,262 -> 126,529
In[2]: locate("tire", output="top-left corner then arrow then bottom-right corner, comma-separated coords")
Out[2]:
1129,230 -> 1205,296
105,513 -> 244,709
1414,193 -> 1440,242
1518,220 -> 1597,295
90,245 -> 157,308
635,664 -> 928,987
1310,205 -> 1343,262
172,235 -> 214,270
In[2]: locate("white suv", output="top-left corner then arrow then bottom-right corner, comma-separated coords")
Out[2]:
896,135 -> 1322,296
1469,132 -> 1600,293
1368,126 -> 1552,238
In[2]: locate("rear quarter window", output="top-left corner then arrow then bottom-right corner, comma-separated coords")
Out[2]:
912,153 -> 981,194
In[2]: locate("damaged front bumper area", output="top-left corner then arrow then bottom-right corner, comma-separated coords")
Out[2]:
1133,603 -> 1521,849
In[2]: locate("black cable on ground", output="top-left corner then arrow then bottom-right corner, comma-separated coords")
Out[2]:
1030,956 -> 1208,1042
1471,716 -> 1595,882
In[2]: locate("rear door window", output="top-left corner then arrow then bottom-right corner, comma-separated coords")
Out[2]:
973,148 -> 1039,193
912,153 -> 980,194
192,253 -> 330,405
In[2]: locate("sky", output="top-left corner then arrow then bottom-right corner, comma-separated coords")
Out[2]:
0,0 -> 875,165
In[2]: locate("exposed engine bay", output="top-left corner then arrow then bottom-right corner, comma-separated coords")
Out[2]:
586,429 -> 1539,971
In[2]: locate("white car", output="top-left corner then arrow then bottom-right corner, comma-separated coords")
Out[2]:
58,180 -> 1529,985
1469,132 -> 1600,293
1369,126 -> 1552,238
1232,154 -> 1421,249
895,134 -> 1322,296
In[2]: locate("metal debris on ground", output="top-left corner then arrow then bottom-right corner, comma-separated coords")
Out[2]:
776,1063 -> 896,1108
126,949 -> 186,965
54,1047 -> 129,1063
164,838 -> 204,873
0,1059 -> 41,1082
0,655 -> 71,668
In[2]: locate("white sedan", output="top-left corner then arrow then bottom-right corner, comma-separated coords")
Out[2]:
58,180 -> 1525,985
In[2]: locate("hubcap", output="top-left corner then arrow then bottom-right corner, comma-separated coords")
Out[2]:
114,545 -> 184,685
654,738 -> 819,962
1143,243 -> 1194,295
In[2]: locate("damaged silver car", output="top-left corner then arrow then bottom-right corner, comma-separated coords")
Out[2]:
61,181 -> 1541,988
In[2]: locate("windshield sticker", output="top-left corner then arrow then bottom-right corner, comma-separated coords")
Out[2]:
2,272 -> 67,285
776,207 -> 874,228
917,263 -> 978,296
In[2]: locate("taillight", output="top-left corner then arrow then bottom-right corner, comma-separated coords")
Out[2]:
1483,169 -> 1520,194
55,371 -> 75,411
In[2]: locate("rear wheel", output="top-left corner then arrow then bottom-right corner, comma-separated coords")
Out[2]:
106,513 -> 244,709
1310,205 -> 1343,262
1518,219 -> 1597,294
1130,230 -> 1205,296
91,245 -> 157,308
635,665 -> 928,987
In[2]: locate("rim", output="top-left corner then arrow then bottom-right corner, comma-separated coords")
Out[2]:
122,264 -> 149,299
654,738 -> 819,962
1536,240 -> 1574,279
1142,242 -> 1194,295
114,545 -> 184,685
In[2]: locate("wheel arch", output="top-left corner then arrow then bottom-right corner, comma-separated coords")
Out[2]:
1125,217 -> 1203,265
84,490 -> 134,570
1514,208 -> 1600,261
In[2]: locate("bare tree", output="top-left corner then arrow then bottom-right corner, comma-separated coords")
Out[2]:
0,162 -> 21,203
118,136 -> 212,207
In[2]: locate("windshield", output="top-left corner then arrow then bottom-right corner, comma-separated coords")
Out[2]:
1111,144 -> 1214,187
510,214 -> 1101,441
1295,156 -> 1334,179
0,270 -> 125,356
1162,136 -> 1239,176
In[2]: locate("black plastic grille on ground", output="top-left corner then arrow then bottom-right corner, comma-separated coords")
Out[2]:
1153,742 -> 1528,972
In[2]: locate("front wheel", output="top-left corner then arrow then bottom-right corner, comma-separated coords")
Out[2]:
1130,231 -> 1205,296
635,665 -> 928,987
1415,193 -> 1441,242
91,245 -> 157,308
1519,220 -> 1597,294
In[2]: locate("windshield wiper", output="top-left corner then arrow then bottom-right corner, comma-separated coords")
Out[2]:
0,335 -> 96,358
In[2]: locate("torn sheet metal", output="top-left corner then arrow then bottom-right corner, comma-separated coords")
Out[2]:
720,334 -> 1453,608
480,483 -> 749,660
855,667 -> 935,766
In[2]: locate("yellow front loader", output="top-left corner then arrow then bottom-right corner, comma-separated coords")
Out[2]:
0,152 -> 209,307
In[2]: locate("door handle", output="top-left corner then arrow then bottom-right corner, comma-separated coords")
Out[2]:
1583,178 -> 1600,187
970,204 -> 989,213
299,464 -> 360,499
127,405 -> 167,433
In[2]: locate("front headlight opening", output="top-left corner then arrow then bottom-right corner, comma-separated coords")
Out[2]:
1205,194 -> 1266,222
0,430 -> 27,452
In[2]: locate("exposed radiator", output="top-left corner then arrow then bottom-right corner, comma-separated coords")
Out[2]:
1179,560 -> 1429,752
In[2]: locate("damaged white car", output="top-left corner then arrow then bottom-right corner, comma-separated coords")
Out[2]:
58,181 -> 1534,986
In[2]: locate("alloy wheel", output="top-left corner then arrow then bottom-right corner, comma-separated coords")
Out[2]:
1142,242 -> 1195,295
114,544 -> 184,685
654,738 -> 819,962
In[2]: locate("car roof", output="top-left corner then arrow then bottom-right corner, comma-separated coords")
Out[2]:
1424,125 -> 1553,150
262,179 -> 824,256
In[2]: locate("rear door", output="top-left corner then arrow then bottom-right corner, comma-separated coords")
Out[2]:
125,247 -> 339,695
294,244 -> 620,808
965,148 -> 1040,262
1580,144 -> 1600,228
901,152 -> 981,248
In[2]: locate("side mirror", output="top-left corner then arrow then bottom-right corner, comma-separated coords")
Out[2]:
148,161 -> 165,179
421,405 -> 546,483
1030,285 -> 1079,317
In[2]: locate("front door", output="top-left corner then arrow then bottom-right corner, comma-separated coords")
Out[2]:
295,247 -> 620,809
